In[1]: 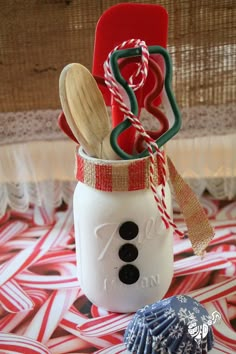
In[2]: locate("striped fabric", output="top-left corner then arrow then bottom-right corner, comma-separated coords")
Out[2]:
75,152 -> 165,192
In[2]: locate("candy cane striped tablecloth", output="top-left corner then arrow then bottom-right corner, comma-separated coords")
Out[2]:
0,196 -> 235,353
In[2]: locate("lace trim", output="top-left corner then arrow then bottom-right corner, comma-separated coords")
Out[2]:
0,103 -> 235,145
0,139 -> 77,217
0,109 -> 64,145
166,133 -> 236,199
141,103 -> 236,138
0,180 -> 76,218
1,177 -> 235,218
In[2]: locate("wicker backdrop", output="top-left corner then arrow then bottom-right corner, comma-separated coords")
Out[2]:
0,0 -> 235,113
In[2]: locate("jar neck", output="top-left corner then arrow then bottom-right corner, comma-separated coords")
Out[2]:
75,150 -> 167,192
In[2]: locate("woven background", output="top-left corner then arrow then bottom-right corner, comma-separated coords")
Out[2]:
0,0 -> 235,113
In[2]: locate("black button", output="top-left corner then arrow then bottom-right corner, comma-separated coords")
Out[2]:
119,264 -> 140,284
119,243 -> 138,262
119,221 -> 139,240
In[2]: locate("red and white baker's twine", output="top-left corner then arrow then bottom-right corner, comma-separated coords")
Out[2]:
104,39 -> 183,237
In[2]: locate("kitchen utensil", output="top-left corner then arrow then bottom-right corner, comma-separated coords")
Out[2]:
58,111 -> 79,144
93,56 -> 169,154
109,45 -> 182,159
59,63 -> 116,160
136,57 -> 169,153
92,2 -> 168,153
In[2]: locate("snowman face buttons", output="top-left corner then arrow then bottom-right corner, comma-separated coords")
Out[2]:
118,221 -> 140,285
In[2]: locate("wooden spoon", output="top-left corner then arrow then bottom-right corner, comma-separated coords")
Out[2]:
59,63 -> 117,159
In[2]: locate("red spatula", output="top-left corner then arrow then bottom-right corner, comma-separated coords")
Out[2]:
92,3 -> 168,154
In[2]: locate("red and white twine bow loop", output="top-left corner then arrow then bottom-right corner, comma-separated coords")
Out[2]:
104,39 -> 183,237
104,39 -> 149,93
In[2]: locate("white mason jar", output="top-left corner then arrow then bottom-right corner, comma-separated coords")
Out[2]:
73,147 -> 173,313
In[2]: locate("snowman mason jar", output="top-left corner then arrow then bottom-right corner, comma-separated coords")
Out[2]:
73,147 -> 173,313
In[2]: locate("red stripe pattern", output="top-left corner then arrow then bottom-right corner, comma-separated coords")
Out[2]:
76,154 -> 84,182
75,152 -> 164,192
95,164 -> 113,191
128,158 -> 146,190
